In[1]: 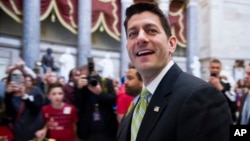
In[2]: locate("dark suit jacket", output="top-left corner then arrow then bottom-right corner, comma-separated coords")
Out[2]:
75,76 -> 118,140
117,64 -> 232,141
237,93 -> 250,125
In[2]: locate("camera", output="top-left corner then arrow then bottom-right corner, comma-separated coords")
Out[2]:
87,57 -> 98,86
210,72 -> 217,77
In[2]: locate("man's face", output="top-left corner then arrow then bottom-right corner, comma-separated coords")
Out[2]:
25,76 -> 33,87
48,87 -> 64,106
125,69 -> 142,97
126,11 -> 176,77
47,72 -> 57,84
72,70 -> 80,82
245,67 -> 250,87
209,62 -> 221,76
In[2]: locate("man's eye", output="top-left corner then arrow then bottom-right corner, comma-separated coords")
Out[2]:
148,29 -> 157,34
128,31 -> 137,38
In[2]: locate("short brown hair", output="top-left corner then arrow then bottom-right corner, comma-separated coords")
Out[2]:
210,58 -> 221,64
124,2 -> 172,38
47,83 -> 64,94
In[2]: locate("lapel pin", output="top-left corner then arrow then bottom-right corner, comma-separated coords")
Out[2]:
154,106 -> 160,112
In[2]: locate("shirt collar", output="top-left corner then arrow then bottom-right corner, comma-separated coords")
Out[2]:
146,60 -> 174,95
133,95 -> 140,104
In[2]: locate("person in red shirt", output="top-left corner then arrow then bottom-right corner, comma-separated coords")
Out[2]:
116,84 -> 133,123
35,83 -> 78,141
117,65 -> 143,124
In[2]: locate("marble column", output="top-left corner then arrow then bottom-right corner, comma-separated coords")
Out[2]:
120,0 -> 133,77
77,0 -> 92,67
22,0 -> 40,69
186,0 -> 199,76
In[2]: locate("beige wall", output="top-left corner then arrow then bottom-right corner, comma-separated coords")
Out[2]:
198,0 -> 250,81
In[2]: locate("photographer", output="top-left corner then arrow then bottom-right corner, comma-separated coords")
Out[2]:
75,58 -> 118,141
4,68 -> 44,141
208,59 -> 237,123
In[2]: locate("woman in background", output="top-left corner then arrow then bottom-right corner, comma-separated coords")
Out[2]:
4,68 -> 44,141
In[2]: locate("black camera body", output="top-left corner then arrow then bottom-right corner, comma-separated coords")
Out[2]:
210,72 -> 217,77
87,57 -> 98,86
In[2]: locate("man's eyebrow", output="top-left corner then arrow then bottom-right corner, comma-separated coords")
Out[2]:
144,23 -> 157,28
127,26 -> 137,32
128,23 -> 157,31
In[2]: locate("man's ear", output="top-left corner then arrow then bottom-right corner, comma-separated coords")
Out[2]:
168,36 -> 177,54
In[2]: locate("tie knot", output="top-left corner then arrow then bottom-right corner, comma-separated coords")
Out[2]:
140,89 -> 150,98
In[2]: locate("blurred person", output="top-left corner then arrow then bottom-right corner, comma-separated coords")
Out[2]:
6,58 -> 37,80
0,98 -> 14,141
113,78 -> 120,95
38,71 -> 58,94
24,74 -> 39,94
0,81 -> 5,104
237,66 -> 250,125
117,2 -> 232,141
235,79 -> 248,112
116,84 -> 133,124
117,66 -> 142,123
75,63 -> 118,141
235,79 -> 249,95
4,68 -> 44,141
45,71 -> 59,104
208,59 -> 237,123
63,68 -> 81,105
35,83 -> 78,141
58,76 -> 66,86
46,71 -> 58,85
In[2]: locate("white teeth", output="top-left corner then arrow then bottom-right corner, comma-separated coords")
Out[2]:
137,50 -> 152,55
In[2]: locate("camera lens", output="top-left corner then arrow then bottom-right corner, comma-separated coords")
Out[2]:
88,75 -> 98,86
89,79 -> 98,86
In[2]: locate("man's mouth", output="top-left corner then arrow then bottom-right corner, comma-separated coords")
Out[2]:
136,50 -> 154,56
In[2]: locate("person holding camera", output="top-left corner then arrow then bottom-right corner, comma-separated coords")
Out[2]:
208,58 -> 237,123
4,68 -> 44,141
75,62 -> 118,141
63,68 -> 81,105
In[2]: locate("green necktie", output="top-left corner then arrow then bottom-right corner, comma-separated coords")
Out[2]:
131,89 -> 150,141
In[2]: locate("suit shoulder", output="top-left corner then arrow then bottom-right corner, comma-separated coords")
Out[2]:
177,72 -> 208,87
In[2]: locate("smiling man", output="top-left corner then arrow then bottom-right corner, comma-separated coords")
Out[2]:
117,2 -> 232,141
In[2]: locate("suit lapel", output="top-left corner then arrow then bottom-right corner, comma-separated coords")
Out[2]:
117,103 -> 135,141
137,64 -> 182,140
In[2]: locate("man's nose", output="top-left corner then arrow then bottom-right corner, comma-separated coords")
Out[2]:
138,30 -> 147,39
137,30 -> 148,46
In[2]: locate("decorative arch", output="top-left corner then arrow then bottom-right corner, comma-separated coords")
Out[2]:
0,0 -> 186,44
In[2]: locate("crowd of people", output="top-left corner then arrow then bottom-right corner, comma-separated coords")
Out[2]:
1,2 -> 250,141
0,44 -> 249,141
0,57 -> 120,141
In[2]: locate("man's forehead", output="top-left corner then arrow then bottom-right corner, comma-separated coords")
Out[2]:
49,72 -> 57,76
127,11 -> 161,27
210,63 -> 221,67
